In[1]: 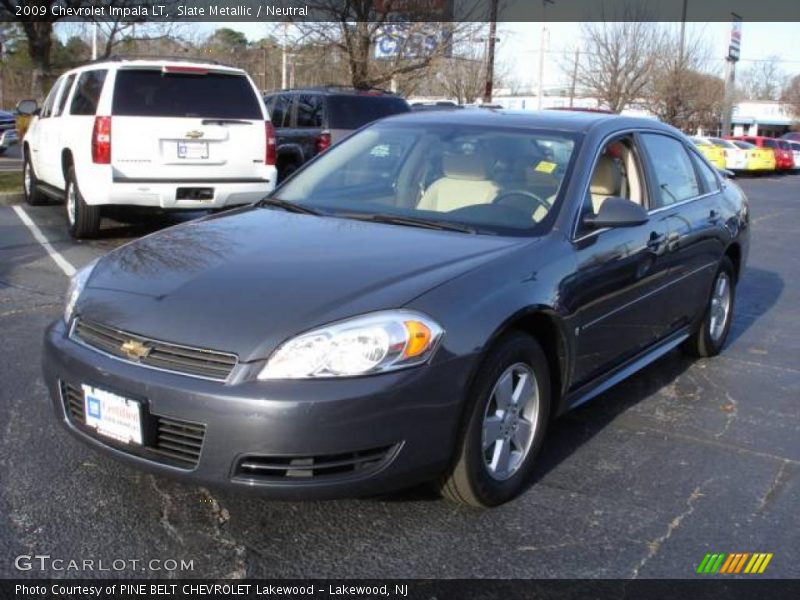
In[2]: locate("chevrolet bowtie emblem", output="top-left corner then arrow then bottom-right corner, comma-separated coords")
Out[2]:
185,130 -> 204,139
120,340 -> 150,361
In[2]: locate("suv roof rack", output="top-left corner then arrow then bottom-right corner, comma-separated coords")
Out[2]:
86,54 -> 233,67
283,84 -> 398,96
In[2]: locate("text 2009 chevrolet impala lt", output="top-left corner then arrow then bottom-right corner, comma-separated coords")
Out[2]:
43,110 -> 749,507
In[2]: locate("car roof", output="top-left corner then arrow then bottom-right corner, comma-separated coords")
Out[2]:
376,108 -> 670,134
74,58 -> 244,75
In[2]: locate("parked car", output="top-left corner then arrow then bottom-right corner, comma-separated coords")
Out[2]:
729,140 -> 776,172
777,140 -> 797,171
787,140 -> 800,170
780,131 -> 800,142
263,86 -> 410,181
0,110 -> 18,154
726,135 -> 794,171
690,137 -> 726,169
44,110 -> 749,507
19,57 -> 277,238
703,137 -> 747,171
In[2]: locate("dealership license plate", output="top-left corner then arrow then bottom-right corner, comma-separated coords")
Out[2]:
82,385 -> 143,445
177,141 -> 208,159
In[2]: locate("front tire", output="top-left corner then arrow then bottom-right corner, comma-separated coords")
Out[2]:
23,154 -> 46,206
65,166 -> 101,239
440,332 -> 551,507
682,257 -> 736,357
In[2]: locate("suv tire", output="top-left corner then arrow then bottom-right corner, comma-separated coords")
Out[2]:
23,154 -> 46,206
440,332 -> 551,507
66,166 -> 101,239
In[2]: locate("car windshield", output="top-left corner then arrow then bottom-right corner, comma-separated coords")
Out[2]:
273,122 -> 579,235
710,138 -> 735,149
733,141 -> 755,149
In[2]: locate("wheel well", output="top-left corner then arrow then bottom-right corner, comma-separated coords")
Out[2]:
725,243 -> 742,282
505,311 -> 568,416
61,149 -> 74,180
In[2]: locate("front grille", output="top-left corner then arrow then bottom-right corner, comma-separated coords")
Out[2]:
72,318 -> 238,382
234,445 -> 398,482
60,382 -> 205,469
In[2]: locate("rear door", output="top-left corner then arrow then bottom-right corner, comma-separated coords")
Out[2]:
110,66 -> 267,182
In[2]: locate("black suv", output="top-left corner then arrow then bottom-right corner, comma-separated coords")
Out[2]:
263,86 -> 410,181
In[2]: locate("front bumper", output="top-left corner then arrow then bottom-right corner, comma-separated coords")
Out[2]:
42,320 -> 467,498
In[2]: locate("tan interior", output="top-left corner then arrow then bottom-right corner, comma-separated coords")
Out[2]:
418,153 -> 499,212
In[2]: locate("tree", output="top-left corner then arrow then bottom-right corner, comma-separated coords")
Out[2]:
738,56 -> 786,101
206,27 -> 250,53
783,74 -> 800,120
644,27 -> 722,131
285,1 -> 485,89
574,13 -> 662,112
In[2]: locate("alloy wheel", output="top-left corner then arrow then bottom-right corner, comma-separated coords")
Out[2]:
482,362 -> 540,481
66,182 -> 76,226
709,272 -> 732,342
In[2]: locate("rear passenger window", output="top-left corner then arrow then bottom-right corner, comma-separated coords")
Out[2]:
71,70 -> 107,116
54,73 -> 76,116
296,94 -> 323,128
691,152 -> 720,193
267,94 -> 291,128
640,134 -> 701,209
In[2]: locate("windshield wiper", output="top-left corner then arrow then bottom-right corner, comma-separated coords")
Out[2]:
340,212 -> 477,234
258,197 -> 323,215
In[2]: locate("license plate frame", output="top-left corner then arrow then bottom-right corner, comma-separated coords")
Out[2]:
177,140 -> 209,160
81,384 -> 143,446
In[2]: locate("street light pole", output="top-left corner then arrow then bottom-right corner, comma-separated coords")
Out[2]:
281,22 -> 288,89
537,0 -> 554,110
482,0 -> 499,104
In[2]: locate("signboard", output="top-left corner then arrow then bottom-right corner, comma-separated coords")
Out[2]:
373,0 -> 453,60
728,13 -> 742,61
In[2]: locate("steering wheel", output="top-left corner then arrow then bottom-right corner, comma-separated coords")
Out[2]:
492,190 -> 550,219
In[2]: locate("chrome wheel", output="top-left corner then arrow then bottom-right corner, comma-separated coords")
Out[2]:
482,362 -> 540,481
23,161 -> 31,196
709,272 -> 732,342
66,182 -> 76,225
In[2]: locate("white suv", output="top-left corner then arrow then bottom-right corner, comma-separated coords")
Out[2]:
21,58 -> 277,238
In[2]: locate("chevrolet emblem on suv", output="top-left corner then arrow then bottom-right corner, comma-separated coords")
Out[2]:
185,130 -> 204,139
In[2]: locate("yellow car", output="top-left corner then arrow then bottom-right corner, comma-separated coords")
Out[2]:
690,137 -> 726,169
729,140 -> 776,172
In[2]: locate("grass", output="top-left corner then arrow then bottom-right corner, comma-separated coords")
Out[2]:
0,172 -> 22,193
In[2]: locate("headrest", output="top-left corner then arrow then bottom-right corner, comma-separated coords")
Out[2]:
442,152 -> 489,180
590,155 -> 622,196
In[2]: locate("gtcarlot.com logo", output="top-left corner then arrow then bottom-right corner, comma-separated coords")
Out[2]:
14,554 -> 194,573
696,552 -> 773,574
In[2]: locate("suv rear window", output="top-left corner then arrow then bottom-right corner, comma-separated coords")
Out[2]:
327,95 -> 409,130
112,70 -> 262,119
70,70 -> 107,116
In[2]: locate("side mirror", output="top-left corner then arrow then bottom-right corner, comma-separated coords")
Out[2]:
583,197 -> 649,229
717,167 -> 735,179
16,99 -> 39,115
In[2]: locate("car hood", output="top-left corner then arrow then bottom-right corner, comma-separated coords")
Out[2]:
77,207 -> 529,362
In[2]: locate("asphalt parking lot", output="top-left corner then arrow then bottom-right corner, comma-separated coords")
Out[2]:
0,174 -> 798,579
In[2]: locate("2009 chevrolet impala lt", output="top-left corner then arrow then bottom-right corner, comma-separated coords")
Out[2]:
43,110 -> 749,507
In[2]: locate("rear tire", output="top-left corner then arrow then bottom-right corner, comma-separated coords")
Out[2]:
682,257 -> 736,357
278,161 -> 298,183
440,332 -> 551,507
66,166 -> 101,239
23,154 -> 46,206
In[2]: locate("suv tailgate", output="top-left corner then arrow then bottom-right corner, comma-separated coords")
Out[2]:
110,67 -> 268,181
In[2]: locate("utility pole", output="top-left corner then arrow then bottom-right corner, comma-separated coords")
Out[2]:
281,22 -> 288,89
537,0 -> 554,110
262,44 -> 268,92
482,0 -> 498,104
91,22 -> 98,60
568,46 -> 580,108
721,13 -> 742,136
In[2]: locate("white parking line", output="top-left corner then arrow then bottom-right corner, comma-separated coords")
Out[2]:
11,205 -> 77,277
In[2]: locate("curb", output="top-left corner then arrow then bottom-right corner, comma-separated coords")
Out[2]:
0,192 -> 23,206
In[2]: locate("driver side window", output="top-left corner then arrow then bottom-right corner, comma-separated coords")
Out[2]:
577,135 -> 645,236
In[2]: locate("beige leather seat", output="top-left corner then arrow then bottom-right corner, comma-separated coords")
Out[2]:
590,155 -> 623,213
418,152 -> 499,212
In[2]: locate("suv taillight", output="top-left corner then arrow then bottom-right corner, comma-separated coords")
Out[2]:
92,116 -> 111,164
265,121 -> 277,166
315,130 -> 331,154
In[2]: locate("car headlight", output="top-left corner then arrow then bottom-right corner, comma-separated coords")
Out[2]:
258,310 -> 444,379
64,259 -> 99,324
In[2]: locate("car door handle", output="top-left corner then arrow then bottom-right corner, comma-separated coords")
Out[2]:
708,209 -> 721,224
